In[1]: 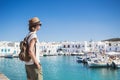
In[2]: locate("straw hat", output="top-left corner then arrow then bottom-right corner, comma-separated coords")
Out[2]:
29,17 -> 42,27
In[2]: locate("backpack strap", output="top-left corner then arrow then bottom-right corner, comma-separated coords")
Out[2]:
26,33 -> 37,56
35,41 -> 36,55
26,33 -> 33,42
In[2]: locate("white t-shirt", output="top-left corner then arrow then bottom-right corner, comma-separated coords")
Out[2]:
25,32 -> 40,65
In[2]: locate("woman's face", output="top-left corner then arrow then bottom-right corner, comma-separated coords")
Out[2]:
36,24 -> 41,31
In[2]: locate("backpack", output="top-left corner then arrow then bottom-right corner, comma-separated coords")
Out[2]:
19,34 -> 33,62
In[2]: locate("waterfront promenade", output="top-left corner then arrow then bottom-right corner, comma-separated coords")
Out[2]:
0,73 -> 9,80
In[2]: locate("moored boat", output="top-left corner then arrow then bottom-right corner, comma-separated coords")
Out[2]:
87,59 -> 108,68
4,54 -> 13,58
111,60 -> 120,69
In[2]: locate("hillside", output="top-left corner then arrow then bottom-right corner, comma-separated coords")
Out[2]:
102,38 -> 120,42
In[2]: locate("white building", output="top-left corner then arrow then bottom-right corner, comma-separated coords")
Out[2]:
0,41 -> 20,56
61,41 -> 85,54
105,41 -> 120,52
40,42 -> 62,56
0,40 -> 120,56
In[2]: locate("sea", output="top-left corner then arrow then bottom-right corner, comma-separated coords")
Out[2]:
0,56 -> 120,80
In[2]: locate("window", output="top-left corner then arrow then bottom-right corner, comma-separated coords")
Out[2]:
78,45 -> 80,48
1,49 -> 3,52
115,48 -> 117,51
5,49 -> 7,52
68,45 -> 70,48
63,45 -> 66,48
72,45 -> 74,48
16,45 -> 19,47
109,43 -> 111,46
75,45 -> 77,48
8,49 -> 10,52
102,46 -> 104,48
89,44 -> 91,47
109,48 -> 111,51
14,51 -> 16,54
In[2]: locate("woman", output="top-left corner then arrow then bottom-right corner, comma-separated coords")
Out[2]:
25,17 -> 43,80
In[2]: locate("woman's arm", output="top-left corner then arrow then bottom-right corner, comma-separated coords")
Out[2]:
28,38 -> 40,69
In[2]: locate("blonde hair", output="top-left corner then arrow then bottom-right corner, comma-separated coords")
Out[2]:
29,25 -> 36,32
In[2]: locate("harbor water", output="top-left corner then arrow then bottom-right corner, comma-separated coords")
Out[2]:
0,56 -> 120,80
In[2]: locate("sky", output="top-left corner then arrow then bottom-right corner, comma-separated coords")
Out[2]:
0,0 -> 120,42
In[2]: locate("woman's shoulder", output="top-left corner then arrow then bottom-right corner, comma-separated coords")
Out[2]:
28,32 -> 37,41
29,32 -> 37,37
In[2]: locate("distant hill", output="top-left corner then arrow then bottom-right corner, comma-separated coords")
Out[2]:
102,38 -> 120,42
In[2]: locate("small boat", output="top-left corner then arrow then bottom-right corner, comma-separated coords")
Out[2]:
106,52 -> 120,68
77,56 -> 89,63
111,60 -> 120,69
87,59 -> 108,68
76,56 -> 84,63
4,54 -> 13,58
71,52 -> 78,56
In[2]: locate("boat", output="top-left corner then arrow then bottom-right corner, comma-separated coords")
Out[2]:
87,59 -> 108,68
111,59 -> 120,68
76,56 -> 84,63
87,57 -> 109,68
77,55 -> 89,63
106,52 -> 120,68
13,54 -> 19,58
4,54 -> 13,58
58,51 -> 65,56
71,52 -> 83,56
